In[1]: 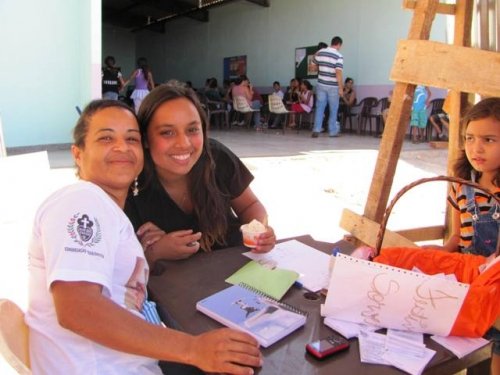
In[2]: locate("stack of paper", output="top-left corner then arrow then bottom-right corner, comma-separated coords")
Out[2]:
243,239 -> 330,292
358,329 -> 435,375
431,335 -> 490,359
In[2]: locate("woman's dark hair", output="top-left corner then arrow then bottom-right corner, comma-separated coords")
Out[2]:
301,79 -> 313,91
137,57 -> 151,80
74,99 -> 135,148
137,83 -> 229,250
453,97 -> 500,186
73,99 -> 136,176
104,56 -> 115,68
344,77 -> 354,85
208,77 -> 218,89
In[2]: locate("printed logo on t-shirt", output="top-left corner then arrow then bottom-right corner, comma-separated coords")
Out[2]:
67,213 -> 102,247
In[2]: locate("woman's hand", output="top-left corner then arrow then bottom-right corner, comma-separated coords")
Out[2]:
136,222 -> 165,251
137,222 -> 202,261
252,225 -> 276,254
188,328 -> 262,374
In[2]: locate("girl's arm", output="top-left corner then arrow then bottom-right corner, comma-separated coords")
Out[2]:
301,90 -> 312,104
424,203 -> 461,252
231,187 -> 275,253
441,204 -> 461,252
52,280 -> 262,374
121,69 -> 138,89
147,72 -> 155,90
347,88 -> 356,106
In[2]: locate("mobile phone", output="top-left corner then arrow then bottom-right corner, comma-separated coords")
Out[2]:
305,333 -> 349,359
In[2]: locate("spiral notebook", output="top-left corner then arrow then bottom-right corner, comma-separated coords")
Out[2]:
196,283 -> 307,347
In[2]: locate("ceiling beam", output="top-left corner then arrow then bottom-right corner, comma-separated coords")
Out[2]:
246,0 -> 270,6
186,9 -> 209,22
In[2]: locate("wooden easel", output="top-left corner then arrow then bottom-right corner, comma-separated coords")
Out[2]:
341,0 -> 500,248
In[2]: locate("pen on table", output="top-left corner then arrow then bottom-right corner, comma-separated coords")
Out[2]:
293,281 -> 303,289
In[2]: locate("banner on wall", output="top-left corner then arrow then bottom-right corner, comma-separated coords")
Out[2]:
223,55 -> 247,81
295,45 -> 321,79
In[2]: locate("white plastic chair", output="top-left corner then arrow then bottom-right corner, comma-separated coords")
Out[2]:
233,96 -> 259,129
268,94 -> 295,134
0,299 -> 31,374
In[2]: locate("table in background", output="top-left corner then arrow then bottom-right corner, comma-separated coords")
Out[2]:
148,235 -> 491,375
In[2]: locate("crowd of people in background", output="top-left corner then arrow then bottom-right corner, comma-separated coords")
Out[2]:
101,46 -> 450,143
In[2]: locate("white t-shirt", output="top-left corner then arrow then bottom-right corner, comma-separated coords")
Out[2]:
25,181 -> 162,375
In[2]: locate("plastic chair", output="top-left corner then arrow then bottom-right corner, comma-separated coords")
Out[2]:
197,93 -> 229,130
0,299 -> 31,374
233,96 -> 259,129
356,97 -> 379,135
373,97 -> 390,136
268,94 -> 295,134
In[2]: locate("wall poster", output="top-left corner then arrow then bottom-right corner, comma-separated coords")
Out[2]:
295,45 -> 321,79
223,55 -> 247,81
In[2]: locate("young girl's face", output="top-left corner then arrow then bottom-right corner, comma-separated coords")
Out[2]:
464,116 -> 500,176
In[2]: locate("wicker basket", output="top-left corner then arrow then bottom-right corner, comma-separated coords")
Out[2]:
374,175 -> 500,257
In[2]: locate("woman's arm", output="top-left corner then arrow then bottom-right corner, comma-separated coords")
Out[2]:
231,187 -> 275,253
52,280 -> 261,374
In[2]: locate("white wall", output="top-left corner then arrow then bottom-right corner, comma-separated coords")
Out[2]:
130,0 -> 448,89
0,0 -> 98,148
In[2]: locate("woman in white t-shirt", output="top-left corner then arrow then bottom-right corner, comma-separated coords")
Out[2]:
26,99 -> 261,375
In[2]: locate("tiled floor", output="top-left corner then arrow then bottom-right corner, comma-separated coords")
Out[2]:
0,128 -> 449,374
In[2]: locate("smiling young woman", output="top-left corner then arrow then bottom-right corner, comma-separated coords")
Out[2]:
125,82 -> 276,263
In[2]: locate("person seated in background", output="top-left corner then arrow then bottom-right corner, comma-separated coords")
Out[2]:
125,83 -> 276,265
204,77 -> 223,102
230,75 -> 262,129
272,81 -> 284,100
341,77 -> 356,107
429,110 -> 449,140
26,99 -> 262,375
269,81 -> 285,129
288,80 -> 314,128
338,77 -> 357,127
284,78 -> 300,109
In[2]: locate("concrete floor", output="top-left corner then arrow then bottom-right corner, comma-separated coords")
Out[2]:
0,128 -> 449,374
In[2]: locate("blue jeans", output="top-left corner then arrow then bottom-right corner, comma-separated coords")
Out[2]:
313,84 -> 340,135
251,100 -> 262,126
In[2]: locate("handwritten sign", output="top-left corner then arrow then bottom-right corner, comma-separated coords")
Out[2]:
322,254 -> 469,336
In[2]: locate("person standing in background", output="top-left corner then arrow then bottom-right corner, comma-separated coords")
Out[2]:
101,56 -> 125,100
124,57 -> 155,113
410,85 -> 431,143
311,36 -> 344,138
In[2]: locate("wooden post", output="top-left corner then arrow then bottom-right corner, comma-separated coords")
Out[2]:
363,0 -> 438,222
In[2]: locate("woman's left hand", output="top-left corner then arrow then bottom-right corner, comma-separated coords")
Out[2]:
252,226 -> 276,253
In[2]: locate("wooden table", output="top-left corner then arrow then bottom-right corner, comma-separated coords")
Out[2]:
148,235 -> 491,375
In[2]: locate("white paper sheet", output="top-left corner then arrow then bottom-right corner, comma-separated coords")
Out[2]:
322,254 -> 470,336
243,239 -> 330,292
358,329 -> 435,375
324,317 -> 377,339
431,335 -> 490,359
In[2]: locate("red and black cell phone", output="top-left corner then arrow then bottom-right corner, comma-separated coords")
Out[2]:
305,333 -> 350,359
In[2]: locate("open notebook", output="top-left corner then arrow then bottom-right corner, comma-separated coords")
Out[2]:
196,284 -> 307,347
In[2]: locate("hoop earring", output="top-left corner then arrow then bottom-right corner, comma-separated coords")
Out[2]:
132,178 -> 139,196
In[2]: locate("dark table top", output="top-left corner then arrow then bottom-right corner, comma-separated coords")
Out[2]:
148,235 -> 491,375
